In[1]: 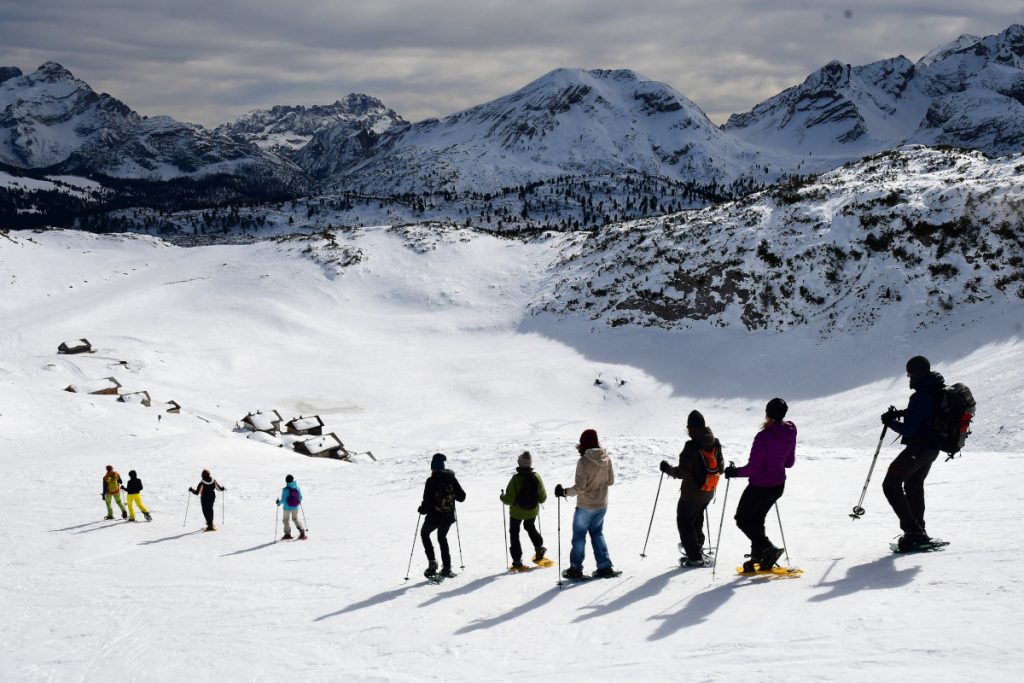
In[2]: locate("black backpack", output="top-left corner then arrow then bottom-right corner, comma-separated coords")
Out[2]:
515,472 -> 539,509
931,383 -> 976,457
434,479 -> 456,513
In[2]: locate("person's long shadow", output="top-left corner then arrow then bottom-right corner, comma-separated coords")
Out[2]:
647,580 -> 740,640
809,554 -> 919,602
455,586 -> 560,634
72,522 -> 128,535
574,569 -> 675,623
419,574 -> 503,607
313,584 -> 417,622
138,530 -> 203,545
221,541 -> 277,557
51,520 -> 108,532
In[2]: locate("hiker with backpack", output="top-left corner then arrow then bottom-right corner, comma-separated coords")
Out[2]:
660,410 -> 724,567
189,469 -> 225,532
724,398 -> 796,571
554,429 -> 618,579
418,453 -> 466,579
880,355 -> 949,551
101,465 -> 127,520
276,474 -> 306,540
120,470 -> 152,522
499,451 -> 548,569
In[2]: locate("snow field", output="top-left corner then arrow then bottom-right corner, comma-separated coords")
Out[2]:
1,229 -> 1022,681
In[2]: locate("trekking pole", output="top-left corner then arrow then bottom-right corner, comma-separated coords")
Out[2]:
501,490 -> 509,568
222,492 -> 225,527
274,504 -> 279,543
403,515 -> 422,581
454,510 -> 465,570
705,508 -> 713,556
711,467 -> 733,580
556,495 -> 563,588
182,491 -> 191,527
300,504 -> 309,532
851,425 -> 888,519
775,503 -> 791,566
640,472 -> 665,558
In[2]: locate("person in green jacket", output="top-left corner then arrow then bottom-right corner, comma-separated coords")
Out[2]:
499,451 -> 548,569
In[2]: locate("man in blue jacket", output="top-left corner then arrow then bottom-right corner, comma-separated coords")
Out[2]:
276,474 -> 307,540
881,355 -> 944,550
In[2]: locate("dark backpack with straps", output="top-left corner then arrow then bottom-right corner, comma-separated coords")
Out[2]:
515,472 -> 539,509
931,383 -> 976,457
286,487 -> 300,507
434,479 -> 456,513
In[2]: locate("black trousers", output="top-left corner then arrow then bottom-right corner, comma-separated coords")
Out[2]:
509,517 -> 543,561
200,497 -> 215,527
421,514 -> 453,568
882,445 -> 939,534
734,483 -> 784,555
676,497 -> 709,561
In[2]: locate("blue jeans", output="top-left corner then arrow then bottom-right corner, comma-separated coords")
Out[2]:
570,506 -> 612,570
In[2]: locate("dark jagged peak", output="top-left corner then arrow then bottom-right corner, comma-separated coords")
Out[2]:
33,61 -> 77,82
0,66 -> 22,85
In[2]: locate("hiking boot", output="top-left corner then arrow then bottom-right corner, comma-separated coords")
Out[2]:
104,515 -> 114,520
562,567 -> 584,580
511,559 -> 525,569
298,532 -> 307,540
127,517 -> 136,522
281,533 -> 293,540
121,511 -> 128,519
143,513 -> 152,521
205,524 -> 217,532
758,546 -> 785,569
424,561 -> 438,578
440,566 -> 456,578
532,546 -> 547,562
593,566 -> 618,578
681,557 -> 707,568
897,532 -> 931,551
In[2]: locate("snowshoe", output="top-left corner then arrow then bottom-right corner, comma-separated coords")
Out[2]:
896,533 -> 931,552
298,532 -> 308,540
681,557 -> 708,568
561,567 -> 586,581
424,561 -> 438,578
439,567 -> 456,579
144,513 -> 152,522
533,546 -> 547,562
891,537 -> 949,554
592,567 -> 622,579
104,515 -> 114,520
510,559 -> 528,572
281,533 -> 293,540
741,559 -> 758,574
759,546 -> 785,569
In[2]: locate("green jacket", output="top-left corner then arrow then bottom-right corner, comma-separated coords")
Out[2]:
500,467 -> 547,520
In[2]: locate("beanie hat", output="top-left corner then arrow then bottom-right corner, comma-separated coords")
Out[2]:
128,470 -> 136,478
766,397 -> 788,421
687,410 -> 706,429
579,429 -> 600,451
906,355 -> 931,377
430,453 -> 447,471
285,474 -> 294,483
518,451 -> 532,468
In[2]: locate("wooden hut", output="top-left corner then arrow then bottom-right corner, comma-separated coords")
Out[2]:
241,409 -> 283,434
293,433 -> 344,459
64,377 -> 121,395
58,338 -> 93,354
118,390 -> 152,407
286,415 -> 325,436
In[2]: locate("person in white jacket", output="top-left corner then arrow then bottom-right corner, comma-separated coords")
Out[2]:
555,429 -> 616,579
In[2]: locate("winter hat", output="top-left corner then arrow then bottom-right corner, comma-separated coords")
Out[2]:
766,397 -> 788,421
687,410 -> 706,429
105,465 -> 113,472
518,451 -> 532,468
201,469 -> 211,481
579,429 -> 600,451
906,355 -> 931,377
285,474 -> 294,483
430,453 -> 447,471
128,470 -> 136,478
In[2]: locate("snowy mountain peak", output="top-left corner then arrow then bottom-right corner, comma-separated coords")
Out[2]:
917,33 -> 982,67
0,66 -> 22,84
33,61 -> 77,83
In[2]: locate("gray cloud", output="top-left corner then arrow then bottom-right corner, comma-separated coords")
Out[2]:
1,0 -> 1020,126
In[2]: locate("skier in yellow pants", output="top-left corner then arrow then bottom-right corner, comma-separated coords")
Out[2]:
121,470 -> 152,522
102,465 -> 127,520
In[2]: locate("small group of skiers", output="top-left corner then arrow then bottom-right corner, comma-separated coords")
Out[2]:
101,355 -> 961,579
421,354 -> 959,580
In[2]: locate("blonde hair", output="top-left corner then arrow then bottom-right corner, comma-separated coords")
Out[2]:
760,418 -> 777,431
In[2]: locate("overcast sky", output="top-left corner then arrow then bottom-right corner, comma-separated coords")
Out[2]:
1,1 -> 1021,127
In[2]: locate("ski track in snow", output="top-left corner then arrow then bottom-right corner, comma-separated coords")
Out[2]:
0,230 -> 1022,682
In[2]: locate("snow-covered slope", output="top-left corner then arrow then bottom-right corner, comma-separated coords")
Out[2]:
726,24 -> 1024,162
0,62 -> 302,181
330,68 -> 769,194
0,228 -> 1021,680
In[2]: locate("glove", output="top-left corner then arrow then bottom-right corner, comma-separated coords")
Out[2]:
275,499 -> 281,506
417,504 -> 427,515
554,484 -> 566,498
724,465 -> 738,479
659,460 -> 671,475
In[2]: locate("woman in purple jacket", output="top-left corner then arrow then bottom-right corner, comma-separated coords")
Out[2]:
724,398 -> 796,570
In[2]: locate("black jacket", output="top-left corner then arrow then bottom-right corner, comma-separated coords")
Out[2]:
123,477 -> 143,494
191,478 -> 223,501
890,371 -> 945,447
418,469 -> 467,521
666,426 -> 723,505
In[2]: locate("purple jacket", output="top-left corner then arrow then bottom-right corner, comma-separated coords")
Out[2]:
734,421 -> 797,487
